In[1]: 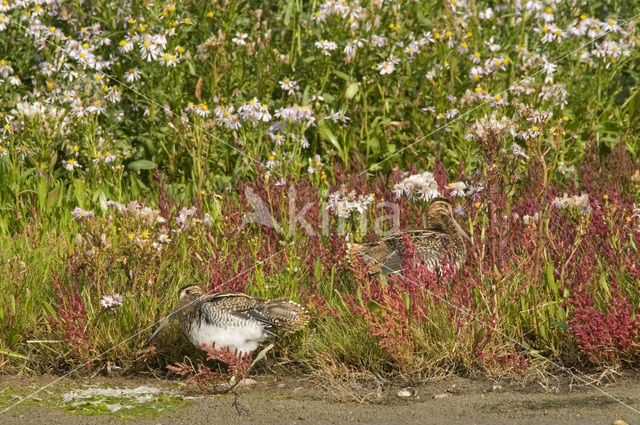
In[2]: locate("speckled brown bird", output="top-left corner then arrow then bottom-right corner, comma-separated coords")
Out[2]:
148,285 -> 308,355
347,197 -> 470,275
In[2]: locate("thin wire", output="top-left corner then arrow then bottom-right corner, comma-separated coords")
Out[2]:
6,16 -> 283,177
356,11 -> 640,177
356,251 -> 640,415
0,248 -> 286,413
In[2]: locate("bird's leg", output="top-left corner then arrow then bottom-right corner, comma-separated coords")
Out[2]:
226,344 -> 273,392
250,343 -> 274,369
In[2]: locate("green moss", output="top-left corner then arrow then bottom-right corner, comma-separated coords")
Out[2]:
0,385 -> 193,420
57,392 -> 192,420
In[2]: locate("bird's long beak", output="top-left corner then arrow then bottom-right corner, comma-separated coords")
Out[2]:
454,220 -> 471,242
147,311 -> 177,344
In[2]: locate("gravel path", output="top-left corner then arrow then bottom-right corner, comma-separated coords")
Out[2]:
0,374 -> 637,424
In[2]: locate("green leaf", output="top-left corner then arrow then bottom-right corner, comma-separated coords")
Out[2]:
551,321 -> 571,330
314,258 -> 322,284
317,120 -> 341,153
47,185 -> 61,208
345,82 -> 359,99
367,300 -> 381,315
0,349 -> 27,360
127,160 -> 157,171
98,190 -> 108,212
545,261 -> 557,292
334,70 -> 350,81
401,291 -> 411,312
42,302 -> 56,318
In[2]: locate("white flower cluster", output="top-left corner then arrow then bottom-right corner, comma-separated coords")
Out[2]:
311,0 -> 364,27
213,104 -> 241,130
279,77 -> 300,95
552,193 -> 592,216
511,143 -> 529,159
100,293 -> 123,309
326,190 -> 375,218
238,97 -> 272,127
175,206 -> 215,232
377,56 -> 399,75
307,154 -> 324,174
12,101 -> 65,121
592,40 -> 631,67
447,181 -> 467,197
108,200 -> 166,225
468,113 -> 510,143
324,108 -> 350,123
393,171 -> 440,202
315,39 -> 338,55
513,212 -> 539,225
274,104 -> 315,125
71,207 -> 95,220
557,161 -> 577,176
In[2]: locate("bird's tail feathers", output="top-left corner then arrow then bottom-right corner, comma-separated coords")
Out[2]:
346,243 -> 365,269
262,301 -> 309,332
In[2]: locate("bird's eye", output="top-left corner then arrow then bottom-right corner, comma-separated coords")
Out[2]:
186,289 -> 191,294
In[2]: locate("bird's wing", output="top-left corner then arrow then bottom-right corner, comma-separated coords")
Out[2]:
255,301 -> 308,331
347,240 -> 396,274
197,293 -> 280,334
411,230 -> 448,270
197,297 -> 279,337
207,292 -> 265,311
382,230 -> 448,273
202,293 -> 307,332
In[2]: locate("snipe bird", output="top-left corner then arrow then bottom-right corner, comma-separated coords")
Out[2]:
148,285 -> 308,355
347,197 -> 470,275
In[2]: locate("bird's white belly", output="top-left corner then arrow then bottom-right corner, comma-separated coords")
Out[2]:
188,322 -> 266,355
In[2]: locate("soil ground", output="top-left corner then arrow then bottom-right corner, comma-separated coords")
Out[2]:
0,373 -> 639,424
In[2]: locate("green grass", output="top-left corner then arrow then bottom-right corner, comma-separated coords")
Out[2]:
1,0 -> 640,381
